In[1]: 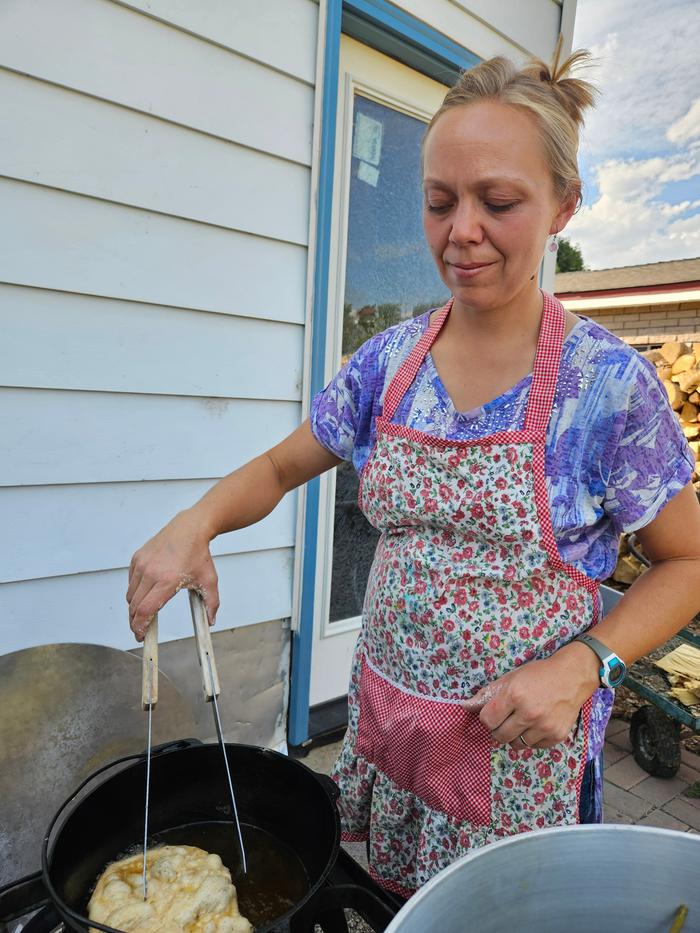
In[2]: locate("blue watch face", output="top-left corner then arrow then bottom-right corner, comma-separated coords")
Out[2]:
607,661 -> 626,687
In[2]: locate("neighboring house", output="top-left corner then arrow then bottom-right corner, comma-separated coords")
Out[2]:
555,258 -> 700,349
0,0 -> 576,750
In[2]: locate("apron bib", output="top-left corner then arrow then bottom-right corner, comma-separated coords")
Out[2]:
331,293 -> 599,897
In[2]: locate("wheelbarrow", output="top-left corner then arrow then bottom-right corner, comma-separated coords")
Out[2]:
601,540 -> 700,778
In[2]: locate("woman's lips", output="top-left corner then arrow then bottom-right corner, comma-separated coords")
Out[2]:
446,260 -> 496,279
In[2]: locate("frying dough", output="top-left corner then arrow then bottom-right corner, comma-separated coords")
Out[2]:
88,845 -> 252,933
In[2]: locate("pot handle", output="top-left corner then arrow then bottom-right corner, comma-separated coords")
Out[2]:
303,884 -> 396,932
0,870 -> 49,923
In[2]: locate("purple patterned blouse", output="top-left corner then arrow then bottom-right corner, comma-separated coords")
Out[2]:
311,301 -> 694,766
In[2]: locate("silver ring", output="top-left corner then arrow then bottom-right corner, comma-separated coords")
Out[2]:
519,734 -> 532,748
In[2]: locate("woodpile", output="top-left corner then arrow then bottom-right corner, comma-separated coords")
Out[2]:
612,534 -> 648,585
641,342 -> 700,485
655,644 -> 700,712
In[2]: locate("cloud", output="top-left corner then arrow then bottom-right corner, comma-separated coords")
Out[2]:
667,97 -> 700,145
564,153 -> 700,268
565,0 -> 700,267
573,0 -> 700,158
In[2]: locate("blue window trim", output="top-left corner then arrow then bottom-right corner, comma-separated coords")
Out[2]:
288,0 -> 479,747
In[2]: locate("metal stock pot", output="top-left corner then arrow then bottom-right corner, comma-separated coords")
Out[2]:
385,824 -> 700,933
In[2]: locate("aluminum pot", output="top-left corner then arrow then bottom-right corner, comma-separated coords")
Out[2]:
385,825 -> 700,933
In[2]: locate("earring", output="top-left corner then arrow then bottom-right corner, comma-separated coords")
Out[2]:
548,233 -> 559,253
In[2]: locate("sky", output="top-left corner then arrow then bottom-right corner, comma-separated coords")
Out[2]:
564,0 -> 700,270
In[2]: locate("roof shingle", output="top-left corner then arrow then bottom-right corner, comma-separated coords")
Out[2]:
555,257 -> 700,294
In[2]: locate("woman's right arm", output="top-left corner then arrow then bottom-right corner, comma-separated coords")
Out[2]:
127,419 -> 342,640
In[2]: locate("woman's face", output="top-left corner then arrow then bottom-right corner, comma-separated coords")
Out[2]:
422,100 -> 574,314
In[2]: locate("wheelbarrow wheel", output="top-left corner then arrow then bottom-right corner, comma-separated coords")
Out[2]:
629,705 -> 681,778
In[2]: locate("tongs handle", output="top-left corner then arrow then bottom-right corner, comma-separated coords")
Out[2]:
189,591 -> 220,700
141,614 -> 159,709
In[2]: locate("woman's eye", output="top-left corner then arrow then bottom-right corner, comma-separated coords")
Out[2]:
486,201 -> 517,213
426,203 -> 452,214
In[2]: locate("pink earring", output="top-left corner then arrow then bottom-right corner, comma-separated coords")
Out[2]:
548,233 -> 559,253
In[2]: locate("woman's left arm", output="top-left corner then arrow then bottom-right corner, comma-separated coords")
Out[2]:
469,483 -> 700,748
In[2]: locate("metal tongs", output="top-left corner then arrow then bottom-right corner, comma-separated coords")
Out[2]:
188,590 -> 247,875
141,614 -> 158,900
141,593 -> 247,902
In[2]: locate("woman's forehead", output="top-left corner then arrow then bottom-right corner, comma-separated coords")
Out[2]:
423,100 -> 549,181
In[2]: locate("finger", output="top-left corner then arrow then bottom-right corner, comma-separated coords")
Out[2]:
477,687 -> 517,733
490,712 -> 531,746
463,680 -> 506,713
130,580 -> 172,640
196,570 -> 219,626
126,561 -> 143,603
512,730 -> 539,751
204,589 -> 220,626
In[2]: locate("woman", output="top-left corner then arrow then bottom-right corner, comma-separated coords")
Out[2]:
127,49 -> 700,896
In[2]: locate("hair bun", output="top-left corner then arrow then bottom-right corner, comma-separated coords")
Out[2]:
522,36 -> 597,126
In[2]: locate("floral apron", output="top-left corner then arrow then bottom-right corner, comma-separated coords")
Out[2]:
330,292 -> 600,897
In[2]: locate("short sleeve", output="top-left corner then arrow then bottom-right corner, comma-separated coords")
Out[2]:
309,330 -> 388,463
310,356 -> 363,461
602,357 -> 695,533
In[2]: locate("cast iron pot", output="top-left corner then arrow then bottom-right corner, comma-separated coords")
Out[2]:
384,824 -> 700,933
34,740 -> 340,933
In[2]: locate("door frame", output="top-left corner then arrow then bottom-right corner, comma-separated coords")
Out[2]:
288,0 -> 480,747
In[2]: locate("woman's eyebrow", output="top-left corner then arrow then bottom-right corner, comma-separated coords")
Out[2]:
423,175 -> 529,190
422,178 -> 452,190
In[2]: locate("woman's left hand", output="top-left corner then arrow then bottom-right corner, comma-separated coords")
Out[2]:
463,641 -> 600,749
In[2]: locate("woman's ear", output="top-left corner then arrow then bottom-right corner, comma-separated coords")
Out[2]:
550,190 -> 579,236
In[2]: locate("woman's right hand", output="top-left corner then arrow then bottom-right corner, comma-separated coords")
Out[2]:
127,508 -> 219,641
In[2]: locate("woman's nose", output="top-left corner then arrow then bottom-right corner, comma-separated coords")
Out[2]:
449,203 -> 484,245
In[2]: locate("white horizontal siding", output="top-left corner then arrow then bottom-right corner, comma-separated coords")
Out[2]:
1,482 -> 296,583
0,548 -> 294,654
0,180 -> 307,323
0,0 -> 317,652
114,0 -> 318,84
0,390 -> 300,487
0,70 -> 309,246
449,0 -> 561,59
0,286 -> 303,398
0,0 -> 313,165
395,0 -> 561,60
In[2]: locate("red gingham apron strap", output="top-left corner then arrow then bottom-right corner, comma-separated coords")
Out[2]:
524,292 -> 566,433
382,299 -> 454,422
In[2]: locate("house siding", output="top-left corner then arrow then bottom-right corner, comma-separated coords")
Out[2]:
0,0 -> 317,655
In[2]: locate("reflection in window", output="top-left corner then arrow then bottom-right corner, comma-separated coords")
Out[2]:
341,93 -> 448,359
329,93 -> 448,624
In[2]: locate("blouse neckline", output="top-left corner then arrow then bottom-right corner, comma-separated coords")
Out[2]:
422,313 -> 586,421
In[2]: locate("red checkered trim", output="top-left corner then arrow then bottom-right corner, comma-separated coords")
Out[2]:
374,421 -> 539,449
368,866 -> 415,899
531,440 -> 600,595
524,292 -> 566,433
355,655 -> 492,825
341,831 -> 369,843
383,299 -> 453,421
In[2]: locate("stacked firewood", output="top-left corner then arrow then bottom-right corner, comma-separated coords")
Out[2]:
641,341 -> 700,485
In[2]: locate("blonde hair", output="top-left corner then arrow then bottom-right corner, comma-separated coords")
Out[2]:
425,39 -> 597,206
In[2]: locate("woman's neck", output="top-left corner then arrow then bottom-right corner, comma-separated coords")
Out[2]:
445,280 -> 544,351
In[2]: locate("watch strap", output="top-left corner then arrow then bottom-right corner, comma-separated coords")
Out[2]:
575,633 -> 626,687
576,633 -> 613,663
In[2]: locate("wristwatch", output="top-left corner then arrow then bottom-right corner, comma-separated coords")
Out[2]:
575,634 -> 627,688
